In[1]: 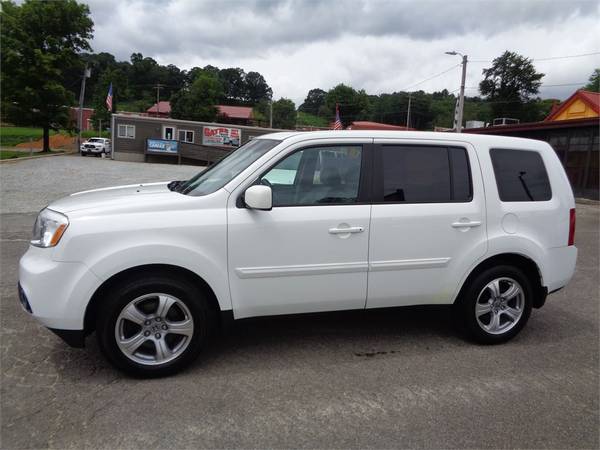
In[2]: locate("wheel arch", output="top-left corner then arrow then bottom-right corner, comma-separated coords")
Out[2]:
83,264 -> 225,334
454,253 -> 547,308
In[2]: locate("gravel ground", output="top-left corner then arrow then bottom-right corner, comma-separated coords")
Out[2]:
0,156 -> 598,449
0,155 -> 201,213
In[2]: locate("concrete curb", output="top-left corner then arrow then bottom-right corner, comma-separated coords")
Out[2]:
0,151 -> 71,163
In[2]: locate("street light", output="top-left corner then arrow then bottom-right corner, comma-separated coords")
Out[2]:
446,50 -> 468,133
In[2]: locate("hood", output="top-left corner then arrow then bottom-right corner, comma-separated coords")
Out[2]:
48,182 -> 181,214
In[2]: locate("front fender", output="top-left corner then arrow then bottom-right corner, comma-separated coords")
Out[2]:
85,243 -> 231,312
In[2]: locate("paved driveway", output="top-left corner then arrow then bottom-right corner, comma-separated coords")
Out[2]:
1,156 -> 598,448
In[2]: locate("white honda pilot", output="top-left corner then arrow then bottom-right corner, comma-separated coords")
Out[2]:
19,131 -> 577,377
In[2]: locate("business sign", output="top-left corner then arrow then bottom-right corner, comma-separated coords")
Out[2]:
146,138 -> 178,154
202,126 -> 241,148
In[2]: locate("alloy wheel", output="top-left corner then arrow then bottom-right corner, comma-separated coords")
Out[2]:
475,277 -> 525,335
114,293 -> 194,365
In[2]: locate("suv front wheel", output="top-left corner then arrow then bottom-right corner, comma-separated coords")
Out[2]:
457,265 -> 533,344
96,274 -> 212,377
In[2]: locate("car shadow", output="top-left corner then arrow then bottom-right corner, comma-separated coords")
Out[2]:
46,302 -> 591,381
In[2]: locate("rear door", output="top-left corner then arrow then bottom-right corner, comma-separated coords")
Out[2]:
366,139 -> 487,308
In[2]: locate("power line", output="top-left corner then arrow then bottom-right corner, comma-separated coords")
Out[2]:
469,51 -> 600,64
403,63 -> 461,91
465,82 -> 587,90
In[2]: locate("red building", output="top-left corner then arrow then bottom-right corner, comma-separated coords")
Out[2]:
146,101 -> 172,118
345,121 -> 415,131
68,107 -> 94,130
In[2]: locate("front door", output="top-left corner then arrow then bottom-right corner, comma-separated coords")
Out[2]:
227,143 -> 372,319
367,140 -> 487,308
163,126 -> 175,140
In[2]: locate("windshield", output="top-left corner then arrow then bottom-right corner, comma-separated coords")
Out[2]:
88,138 -> 102,142
178,138 -> 281,196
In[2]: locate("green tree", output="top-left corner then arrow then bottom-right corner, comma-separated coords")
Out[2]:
299,88 -> 326,116
271,98 -> 296,129
219,67 -> 246,103
479,51 -> 544,122
584,68 -> 600,92
1,0 -> 93,151
170,72 -> 223,122
324,84 -> 369,127
244,71 -> 272,104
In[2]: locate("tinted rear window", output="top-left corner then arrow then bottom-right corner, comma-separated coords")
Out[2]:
381,145 -> 472,203
490,148 -> 551,202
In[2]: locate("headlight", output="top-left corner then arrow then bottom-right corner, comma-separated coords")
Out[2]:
31,208 -> 69,248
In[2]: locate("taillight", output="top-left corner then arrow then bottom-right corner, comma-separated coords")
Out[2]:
568,208 -> 576,246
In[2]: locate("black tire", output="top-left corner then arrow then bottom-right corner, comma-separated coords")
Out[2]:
96,274 -> 213,377
81,152 -> 86,156
456,265 -> 533,344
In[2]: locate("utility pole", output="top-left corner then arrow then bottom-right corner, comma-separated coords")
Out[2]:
269,97 -> 273,128
445,51 -> 468,133
77,65 -> 91,152
154,83 -> 165,117
99,119 -> 102,136
457,55 -> 467,133
406,92 -> 412,128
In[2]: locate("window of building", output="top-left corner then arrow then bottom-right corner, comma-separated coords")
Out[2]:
380,145 -> 472,203
490,148 -> 551,201
178,130 -> 194,143
259,146 -> 363,206
163,126 -> 175,140
117,124 -> 135,139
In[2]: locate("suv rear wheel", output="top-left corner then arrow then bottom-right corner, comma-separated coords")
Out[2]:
96,274 -> 212,377
457,265 -> 533,344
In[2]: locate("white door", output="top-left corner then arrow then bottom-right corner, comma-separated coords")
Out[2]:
228,143 -> 371,319
367,140 -> 487,308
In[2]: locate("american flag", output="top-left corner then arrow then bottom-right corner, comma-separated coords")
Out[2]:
105,83 -> 113,112
333,103 -> 343,130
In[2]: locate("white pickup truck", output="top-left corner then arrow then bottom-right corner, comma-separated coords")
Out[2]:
80,137 -> 111,156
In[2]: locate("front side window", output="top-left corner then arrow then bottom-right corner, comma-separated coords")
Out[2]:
380,145 -> 472,203
259,145 -> 363,206
178,138 -> 280,196
490,148 -> 551,201
117,124 -> 135,138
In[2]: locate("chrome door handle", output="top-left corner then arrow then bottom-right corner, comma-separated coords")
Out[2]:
329,226 -> 364,234
451,221 -> 482,228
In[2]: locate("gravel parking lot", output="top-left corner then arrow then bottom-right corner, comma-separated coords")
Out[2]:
1,156 -> 598,449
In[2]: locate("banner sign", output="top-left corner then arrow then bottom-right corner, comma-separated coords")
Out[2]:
146,138 -> 178,154
202,126 -> 241,148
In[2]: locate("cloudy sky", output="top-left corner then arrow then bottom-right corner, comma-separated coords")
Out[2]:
86,0 -> 600,105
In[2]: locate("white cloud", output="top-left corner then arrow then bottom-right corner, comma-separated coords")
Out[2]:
86,0 -> 600,105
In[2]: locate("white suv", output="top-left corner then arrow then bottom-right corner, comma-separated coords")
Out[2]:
19,131 -> 577,377
80,137 -> 111,156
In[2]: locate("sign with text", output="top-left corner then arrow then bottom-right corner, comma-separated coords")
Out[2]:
202,126 -> 241,148
146,138 -> 178,154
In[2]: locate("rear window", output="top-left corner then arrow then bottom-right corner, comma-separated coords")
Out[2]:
380,145 -> 472,203
490,148 -> 552,202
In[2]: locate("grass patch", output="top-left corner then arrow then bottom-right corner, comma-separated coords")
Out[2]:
0,149 -> 63,160
0,126 -> 57,146
0,126 -> 111,146
296,111 -> 329,128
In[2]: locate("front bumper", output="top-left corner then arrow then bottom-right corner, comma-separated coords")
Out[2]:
18,245 -> 102,333
80,146 -> 103,153
18,282 -> 86,347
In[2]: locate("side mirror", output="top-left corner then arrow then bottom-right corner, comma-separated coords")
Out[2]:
244,185 -> 272,211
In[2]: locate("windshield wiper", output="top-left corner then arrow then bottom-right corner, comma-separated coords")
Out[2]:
518,171 -> 534,201
167,180 -> 186,192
